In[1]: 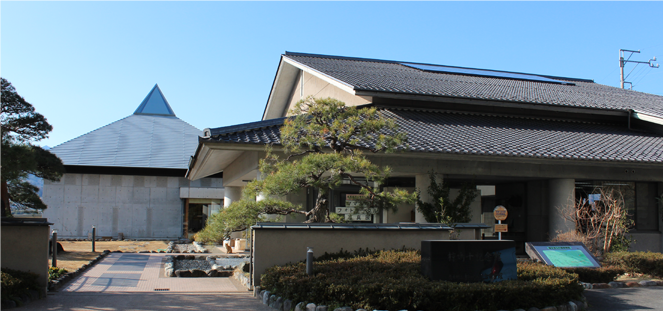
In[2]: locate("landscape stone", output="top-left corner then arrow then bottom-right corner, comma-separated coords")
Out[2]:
315,306 -> 328,311
592,283 -> 609,289
625,281 -> 640,287
567,301 -> 578,311
259,290 -> 266,299
572,300 -> 586,310
639,280 -> 657,286
275,297 -> 284,310
306,303 -> 316,311
557,304 -> 568,311
608,281 -> 625,288
541,307 -> 557,311
283,299 -> 292,311
206,270 -> 218,277
269,295 -> 277,308
333,308 -> 353,311
262,291 -> 271,305
295,302 -> 307,311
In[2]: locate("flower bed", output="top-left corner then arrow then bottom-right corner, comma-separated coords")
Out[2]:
260,249 -> 584,311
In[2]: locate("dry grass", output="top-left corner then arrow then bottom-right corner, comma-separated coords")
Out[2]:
49,241 -> 169,271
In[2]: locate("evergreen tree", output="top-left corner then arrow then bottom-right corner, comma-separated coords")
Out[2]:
1,77 -> 63,216
196,97 -> 416,242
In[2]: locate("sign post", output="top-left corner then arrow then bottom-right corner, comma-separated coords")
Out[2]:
493,205 -> 508,240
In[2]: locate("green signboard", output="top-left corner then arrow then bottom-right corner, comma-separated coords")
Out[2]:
525,242 -> 601,268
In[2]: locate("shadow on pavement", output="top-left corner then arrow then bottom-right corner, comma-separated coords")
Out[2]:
585,287 -> 662,311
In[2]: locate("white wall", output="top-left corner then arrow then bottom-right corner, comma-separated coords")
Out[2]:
42,173 -> 223,239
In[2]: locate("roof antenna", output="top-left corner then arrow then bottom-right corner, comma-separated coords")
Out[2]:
619,49 -> 659,89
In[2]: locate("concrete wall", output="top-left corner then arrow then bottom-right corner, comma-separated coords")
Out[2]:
251,227 -> 480,286
1,220 -> 50,294
42,173 -> 223,239
285,71 -> 371,115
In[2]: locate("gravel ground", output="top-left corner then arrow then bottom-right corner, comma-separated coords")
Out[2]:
174,259 -> 212,271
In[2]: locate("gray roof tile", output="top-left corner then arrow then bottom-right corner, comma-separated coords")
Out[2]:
204,108 -> 663,164
284,53 -> 663,118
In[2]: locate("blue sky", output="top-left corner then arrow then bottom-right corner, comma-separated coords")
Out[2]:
2,1 -> 662,148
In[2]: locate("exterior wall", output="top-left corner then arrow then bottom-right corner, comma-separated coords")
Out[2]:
285,71 -> 370,115
252,227 -> 480,286
1,220 -> 50,294
42,173 -> 223,239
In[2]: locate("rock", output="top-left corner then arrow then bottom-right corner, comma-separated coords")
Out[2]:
557,305 -> 568,311
165,268 -> 174,277
315,306 -> 328,311
541,307 -> 557,311
283,299 -> 292,311
639,280 -> 657,286
269,295 -> 277,308
592,283 -> 610,289
625,281 -> 640,287
206,270 -> 219,277
295,302 -> 307,311
262,290 -> 270,305
567,301 -> 578,311
306,303 -> 316,311
274,297 -> 284,310
609,281 -> 625,288
513,309 -> 526,311
190,269 -> 207,277
259,290 -> 266,300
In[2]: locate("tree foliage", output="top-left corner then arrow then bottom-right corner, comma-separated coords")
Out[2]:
1,77 -> 63,215
196,97 -> 416,242
416,170 -> 477,226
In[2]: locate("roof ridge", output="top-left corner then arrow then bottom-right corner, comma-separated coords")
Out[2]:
207,117 -> 287,137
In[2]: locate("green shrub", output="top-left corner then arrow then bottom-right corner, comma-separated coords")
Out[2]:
1,268 -> 41,303
261,250 -> 583,311
562,266 -> 625,283
48,267 -> 68,281
602,251 -> 663,278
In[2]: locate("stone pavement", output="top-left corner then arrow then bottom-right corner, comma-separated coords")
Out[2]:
61,252 -> 241,292
23,292 -> 274,310
585,286 -> 663,310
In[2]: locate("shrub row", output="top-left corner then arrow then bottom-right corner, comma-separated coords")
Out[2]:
48,267 -> 68,281
261,250 -> 583,311
1,268 -> 40,303
602,251 -> 663,278
562,266 -> 625,283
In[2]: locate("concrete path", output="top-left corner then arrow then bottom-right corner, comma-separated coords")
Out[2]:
24,292 -> 274,310
61,253 -> 242,292
585,287 -> 663,310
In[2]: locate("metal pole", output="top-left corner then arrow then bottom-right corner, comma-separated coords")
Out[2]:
498,220 -> 502,241
306,247 -> 314,276
620,54 -> 625,89
92,226 -> 96,252
52,230 -> 57,268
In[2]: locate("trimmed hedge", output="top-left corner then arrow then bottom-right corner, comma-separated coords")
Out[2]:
562,266 -> 625,283
1,268 -> 40,303
261,250 -> 583,311
602,251 -> 663,278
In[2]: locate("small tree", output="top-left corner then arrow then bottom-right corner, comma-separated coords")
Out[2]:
196,97 -> 416,242
1,78 -> 64,216
556,187 -> 633,256
416,170 -> 477,238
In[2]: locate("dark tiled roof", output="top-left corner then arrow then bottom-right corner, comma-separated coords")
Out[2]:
284,52 -> 663,118
204,108 -> 663,164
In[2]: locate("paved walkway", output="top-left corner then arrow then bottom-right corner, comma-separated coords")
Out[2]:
585,287 -> 663,310
61,253 -> 243,292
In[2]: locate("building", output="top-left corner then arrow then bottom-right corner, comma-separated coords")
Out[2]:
187,52 -> 663,253
42,85 -> 224,239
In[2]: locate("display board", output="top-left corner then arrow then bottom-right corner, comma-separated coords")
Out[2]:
525,242 -> 601,268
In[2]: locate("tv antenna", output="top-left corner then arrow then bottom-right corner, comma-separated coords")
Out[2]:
620,49 -> 659,89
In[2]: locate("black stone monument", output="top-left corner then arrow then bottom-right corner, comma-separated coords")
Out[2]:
421,240 -> 517,283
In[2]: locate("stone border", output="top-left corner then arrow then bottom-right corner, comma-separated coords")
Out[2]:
253,286 -> 589,311
165,241 -> 209,253
581,280 -> 663,289
163,255 -> 234,277
47,250 -> 110,292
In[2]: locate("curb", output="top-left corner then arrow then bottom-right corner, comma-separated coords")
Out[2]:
47,250 -> 110,292
581,280 -> 663,289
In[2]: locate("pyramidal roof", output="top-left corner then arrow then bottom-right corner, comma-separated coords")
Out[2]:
51,85 -> 202,169
134,84 -> 176,116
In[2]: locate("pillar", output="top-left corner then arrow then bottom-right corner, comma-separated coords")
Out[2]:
415,173 -> 442,223
224,186 -> 242,208
548,179 -> 576,239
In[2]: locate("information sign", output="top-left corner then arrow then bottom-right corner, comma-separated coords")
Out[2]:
493,206 -> 508,221
494,224 -> 508,233
525,242 -> 601,268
